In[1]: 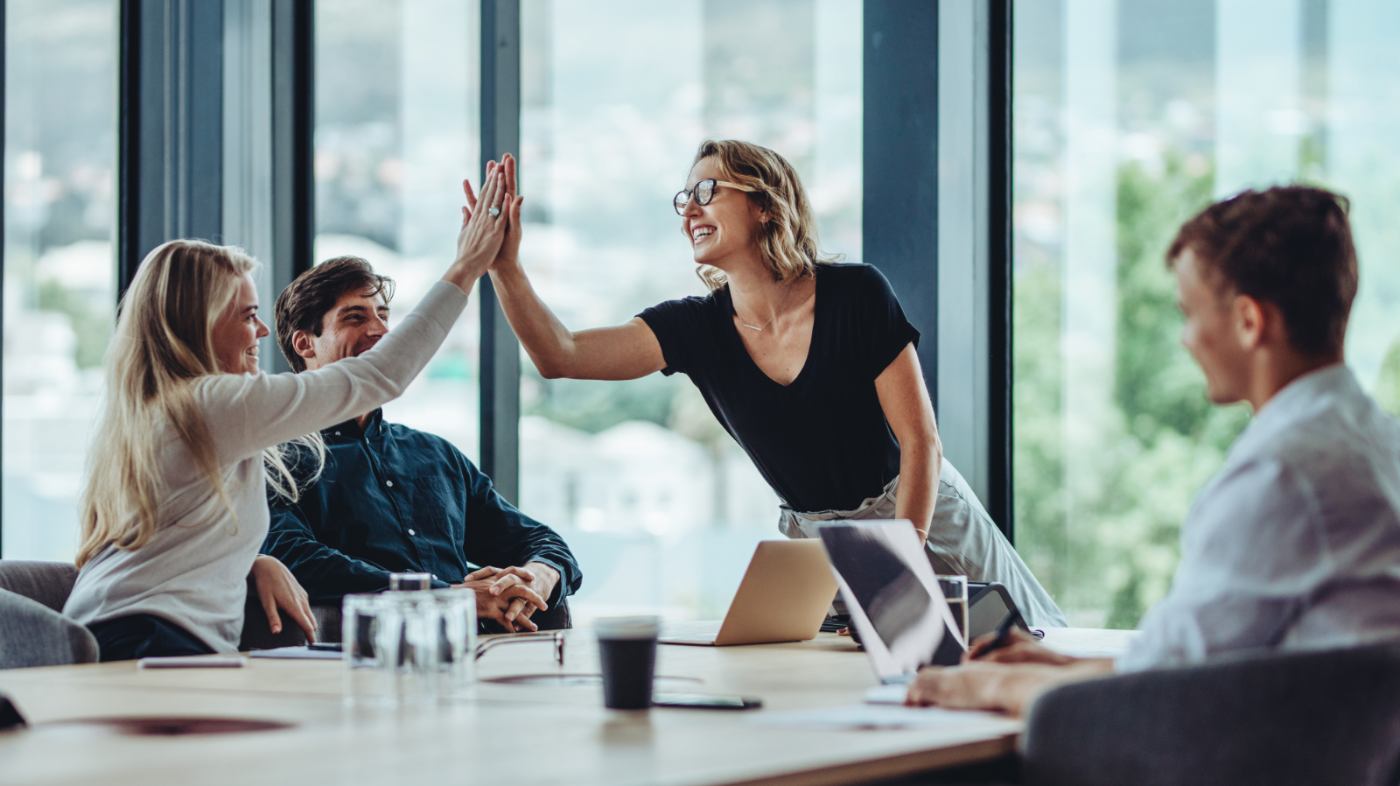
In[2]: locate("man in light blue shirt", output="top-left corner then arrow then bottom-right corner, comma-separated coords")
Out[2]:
906,185 -> 1400,715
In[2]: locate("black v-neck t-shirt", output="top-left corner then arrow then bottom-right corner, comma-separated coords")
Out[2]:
638,262 -> 919,513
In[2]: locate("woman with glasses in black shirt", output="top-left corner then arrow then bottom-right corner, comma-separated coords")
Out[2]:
471,141 -> 1065,627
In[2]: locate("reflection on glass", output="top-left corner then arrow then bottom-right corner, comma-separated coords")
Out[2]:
1012,0 -> 1400,628
518,0 -> 862,624
313,0 -> 481,450
2,0 -> 118,559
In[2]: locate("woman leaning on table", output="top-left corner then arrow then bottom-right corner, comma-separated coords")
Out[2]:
62,168 -> 516,661
476,140 -> 1066,627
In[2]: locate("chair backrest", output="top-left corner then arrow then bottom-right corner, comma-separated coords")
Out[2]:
0,588 -> 99,668
0,560 -> 80,613
1022,641 -> 1400,786
0,561 -> 96,668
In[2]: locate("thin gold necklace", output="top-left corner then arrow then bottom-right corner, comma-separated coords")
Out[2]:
736,284 -> 813,333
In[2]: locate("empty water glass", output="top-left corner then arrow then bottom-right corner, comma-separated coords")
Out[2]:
342,590 -> 477,706
342,593 -> 394,706
431,589 -> 478,700
388,572 -> 433,591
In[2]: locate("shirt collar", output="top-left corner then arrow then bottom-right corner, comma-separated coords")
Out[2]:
1230,363 -> 1356,459
323,408 -> 386,442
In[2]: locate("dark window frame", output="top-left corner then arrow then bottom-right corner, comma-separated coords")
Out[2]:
2,1 -> 1018,556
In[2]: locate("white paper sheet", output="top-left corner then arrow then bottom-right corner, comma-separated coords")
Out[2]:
863,684 -> 910,705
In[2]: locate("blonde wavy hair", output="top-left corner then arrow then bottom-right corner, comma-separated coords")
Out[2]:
76,240 -> 323,568
690,139 -> 835,291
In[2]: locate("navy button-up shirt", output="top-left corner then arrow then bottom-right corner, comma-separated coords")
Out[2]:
262,409 -> 581,607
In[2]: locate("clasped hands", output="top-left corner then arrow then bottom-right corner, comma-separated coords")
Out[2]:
453,561 -> 559,633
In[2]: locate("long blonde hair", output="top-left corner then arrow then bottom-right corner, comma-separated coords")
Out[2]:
76,240 -> 322,568
690,139 -> 835,291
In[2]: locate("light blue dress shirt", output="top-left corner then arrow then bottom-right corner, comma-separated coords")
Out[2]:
1119,364 -> 1400,671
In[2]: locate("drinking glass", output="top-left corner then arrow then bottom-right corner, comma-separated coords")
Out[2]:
342,590 -> 477,706
935,574 -> 969,646
388,572 -> 433,591
342,593 -> 395,706
431,589 -> 478,700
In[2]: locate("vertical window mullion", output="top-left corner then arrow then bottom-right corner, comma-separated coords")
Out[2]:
478,0 -> 521,501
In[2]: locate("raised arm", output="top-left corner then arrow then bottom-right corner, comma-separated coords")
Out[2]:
478,154 -> 665,381
200,168 -> 511,462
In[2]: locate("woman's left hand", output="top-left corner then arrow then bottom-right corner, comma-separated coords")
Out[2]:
250,555 -> 318,642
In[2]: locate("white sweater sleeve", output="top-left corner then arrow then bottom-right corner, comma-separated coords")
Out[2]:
194,281 -> 467,463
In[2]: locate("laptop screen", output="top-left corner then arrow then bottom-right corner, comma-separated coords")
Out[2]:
816,520 -> 964,681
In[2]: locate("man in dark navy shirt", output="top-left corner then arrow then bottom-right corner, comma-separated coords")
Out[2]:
261,257 -> 581,632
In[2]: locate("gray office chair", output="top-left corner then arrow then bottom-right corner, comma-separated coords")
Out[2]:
1020,641 -> 1400,786
0,559 -> 320,661
0,561 -> 98,668
0,559 -> 575,660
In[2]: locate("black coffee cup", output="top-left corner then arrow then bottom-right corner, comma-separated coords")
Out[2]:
595,616 -> 660,709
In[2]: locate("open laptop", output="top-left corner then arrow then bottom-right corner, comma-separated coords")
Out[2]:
659,539 -> 838,646
815,520 -> 966,689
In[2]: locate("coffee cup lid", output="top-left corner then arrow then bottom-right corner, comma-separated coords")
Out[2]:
593,615 -> 660,639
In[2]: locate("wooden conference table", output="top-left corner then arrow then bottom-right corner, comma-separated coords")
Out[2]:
0,628 -> 1133,786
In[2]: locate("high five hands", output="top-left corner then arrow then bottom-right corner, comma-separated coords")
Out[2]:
462,153 -> 524,272
443,156 -> 518,294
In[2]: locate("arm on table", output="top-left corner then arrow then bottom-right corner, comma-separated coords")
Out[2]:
461,455 -> 581,606
905,657 -> 1115,716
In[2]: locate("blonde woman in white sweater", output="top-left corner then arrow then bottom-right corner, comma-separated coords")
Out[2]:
64,166 -> 516,660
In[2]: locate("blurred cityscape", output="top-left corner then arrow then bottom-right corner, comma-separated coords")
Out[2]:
5,0 -> 1399,627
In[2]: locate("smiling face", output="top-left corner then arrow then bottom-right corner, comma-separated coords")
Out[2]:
211,273 -> 270,375
680,156 -> 766,269
293,288 -> 391,371
1174,249 -> 1252,405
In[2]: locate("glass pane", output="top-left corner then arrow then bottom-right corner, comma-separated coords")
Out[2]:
2,0 -> 118,560
313,0 -> 481,448
519,0 -> 863,623
1012,0 -> 1400,628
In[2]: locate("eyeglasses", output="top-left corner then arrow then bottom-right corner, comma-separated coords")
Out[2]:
673,178 -> 756,215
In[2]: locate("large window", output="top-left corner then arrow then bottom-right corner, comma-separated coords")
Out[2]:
2,0 -> 118,559
313,0 -> 482,449
518,0 -> 863,622
1012,0 -> 1400,627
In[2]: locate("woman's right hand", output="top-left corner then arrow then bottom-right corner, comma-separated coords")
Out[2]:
444,164 -> 509,293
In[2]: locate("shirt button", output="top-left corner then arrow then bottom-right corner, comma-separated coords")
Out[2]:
408,528 -> 417,536
385,480 -> 394,488
334,430 -> 341,436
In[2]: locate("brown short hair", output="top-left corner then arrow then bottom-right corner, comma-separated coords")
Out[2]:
274,256 -> 395,372
1166,185 -> 1358,358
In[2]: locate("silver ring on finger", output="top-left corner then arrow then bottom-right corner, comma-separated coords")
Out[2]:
488,205 -> 502,218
